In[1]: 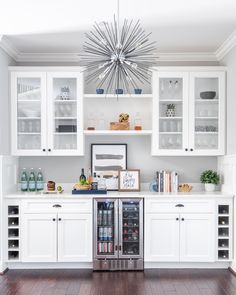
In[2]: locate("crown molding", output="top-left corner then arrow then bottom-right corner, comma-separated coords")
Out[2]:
1,31 -> 236,63
0,35 -> 19,60
215,30 -> 236,61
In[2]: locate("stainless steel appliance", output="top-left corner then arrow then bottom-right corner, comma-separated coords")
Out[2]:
93,198 -> 144,271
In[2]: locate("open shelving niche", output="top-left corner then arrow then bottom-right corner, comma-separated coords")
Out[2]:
7,205 -> 20,261
216,203 -> 232,261
83,93 -> 153,136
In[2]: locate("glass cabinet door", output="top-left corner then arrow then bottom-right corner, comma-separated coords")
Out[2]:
155,72 -> 189,155
47,72 -> 83,155
189,72 -> 225,155
94,200 -> 118,258
12,72 -> 47,155
119,199 -> 143,258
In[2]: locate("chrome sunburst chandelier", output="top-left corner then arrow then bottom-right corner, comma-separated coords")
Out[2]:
80,0 -> 158,94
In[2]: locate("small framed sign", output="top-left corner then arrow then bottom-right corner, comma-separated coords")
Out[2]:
118,169 -> 140,192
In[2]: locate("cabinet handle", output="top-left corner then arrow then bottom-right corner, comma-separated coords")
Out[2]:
42,149 -> 46,152
48,149 -> 51,152
115,245 -> 118,251
176,217 -> 179,221
53,204 -> 62,208
58,218 -> 62,221
52,218 -> 56,221
190,148 -> 193,151
181,218 -> 185,221
185,148 -> 188,151
119,245 -> 122,251
175,204 -> 184,207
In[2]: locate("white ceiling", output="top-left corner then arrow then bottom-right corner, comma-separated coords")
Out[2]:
1,0 -> 236,55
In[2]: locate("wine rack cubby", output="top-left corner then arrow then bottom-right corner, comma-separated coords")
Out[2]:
217,204 -> 231,261
7,205 -> 20,261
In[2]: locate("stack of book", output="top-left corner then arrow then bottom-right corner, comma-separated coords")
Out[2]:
156,171 -> 179,193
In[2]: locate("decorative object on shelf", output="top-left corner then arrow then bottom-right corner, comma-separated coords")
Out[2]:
179,183 -> 193,193
110,113 -> 130,130
200,91 -> 216,100
200,170 -> 220,192
149,179 -> 158,192
91,144 -> 127,190
156,171 -> 179,193
115,89 -> 124,95
87,112 -> 96,130
47,180 -> 56,191
134,89 -> 142,95
60,86 -> 70,100
134,112 -> 142,130
80,0 -> 157,94
118,169 -> 140,192
96,88 -> 104,95
166,104 -> 176,117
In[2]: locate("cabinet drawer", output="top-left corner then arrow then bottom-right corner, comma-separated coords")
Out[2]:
22,199 -> 92,213
145,199 -> 214,213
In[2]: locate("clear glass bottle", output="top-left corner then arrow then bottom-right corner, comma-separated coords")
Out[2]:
134,112 -> 142,130
36,168 -> 44,191
28,168 -> 36,192
98,112 -> 106,130
20,168 -> 28,192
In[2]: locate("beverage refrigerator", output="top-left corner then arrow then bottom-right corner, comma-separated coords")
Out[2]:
93,198 -> 144,271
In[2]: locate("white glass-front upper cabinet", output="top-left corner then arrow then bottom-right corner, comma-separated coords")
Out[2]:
152,71 -> 189,155
47,72 -> 84,155
11,72 -> 47,156
152,68 -> 225,156
189,72 -> 225,156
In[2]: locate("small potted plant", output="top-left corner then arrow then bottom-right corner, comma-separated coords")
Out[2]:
200,170 -> 220,192
166,104 -> 176,117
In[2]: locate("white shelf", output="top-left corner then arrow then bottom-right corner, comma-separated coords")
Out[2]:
195,117 -> 218,120
84,94 -> 152,99
195,132 -> 218,134
54,100 -> 77,103
159,132 -> 182,135
159,117 -> 182,120
159,99 -> 182,103
18,99 -> 40,102
18,117 -> 40,120
55,117 -> 77,120
54,132 -> 77,135
18,132 -> 40,135
84,130 -> 152,136
195,99 -> 219,103
8,248 -> 19,251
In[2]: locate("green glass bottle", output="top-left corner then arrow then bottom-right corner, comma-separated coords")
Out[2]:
28,168 -> 36,192
20,168 -> 28,192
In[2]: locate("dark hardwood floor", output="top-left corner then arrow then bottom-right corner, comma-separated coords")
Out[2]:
0,269 -> 236,295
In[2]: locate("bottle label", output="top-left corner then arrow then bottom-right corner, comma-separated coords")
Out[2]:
36,181 -> 44,191
29,181 -> 36,191
21,181 -> 28,191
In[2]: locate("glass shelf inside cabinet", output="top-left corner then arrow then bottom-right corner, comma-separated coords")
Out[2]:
122,201 -> 140,255
194,78 -> 219,150
97,201 -> 115,256
159,78 -> 183,150
53,78 -> 77,150
17,78 -> 42,150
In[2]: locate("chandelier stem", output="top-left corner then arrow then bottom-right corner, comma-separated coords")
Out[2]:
117,0 -> 120,44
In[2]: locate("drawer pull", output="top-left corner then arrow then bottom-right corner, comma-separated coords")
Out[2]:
181,218 -> 185,221
176,217 -> 179,221
52,218 -> 56,221
53,204 -> 62,208
175,204 -> 184,207
58,218 -> 62,221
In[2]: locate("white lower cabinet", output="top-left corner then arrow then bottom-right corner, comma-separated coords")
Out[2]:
57,213 -> 92,262
179,213 -> 214,262
145,211 -> 215,262
22,213 -> 57,262
145,213 -> 179,262
22,212 -> 92,263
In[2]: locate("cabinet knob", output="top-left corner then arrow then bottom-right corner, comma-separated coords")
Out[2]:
58,218 -> 62,221
190,148 -> 193,151
185,148 -> 188,151
181,218 -> 185,221
176,217 -> 179,221
48,149 -> 51,152
42,149 -> 46,152
52,218 -> 56,221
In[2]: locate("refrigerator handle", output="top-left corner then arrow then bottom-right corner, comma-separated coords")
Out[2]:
119,245 -> 122,251
115,245 -> 118,251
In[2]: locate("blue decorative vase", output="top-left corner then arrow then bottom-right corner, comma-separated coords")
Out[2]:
96,88 -> 104,94
134,88 -> 142,94
115,89 -> 123,95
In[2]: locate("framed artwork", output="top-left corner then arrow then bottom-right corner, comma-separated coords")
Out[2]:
118,169 -> 140,192
91,144 -> 127,191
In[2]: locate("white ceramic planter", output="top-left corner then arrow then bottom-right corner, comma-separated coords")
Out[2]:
204,183 -> 216,192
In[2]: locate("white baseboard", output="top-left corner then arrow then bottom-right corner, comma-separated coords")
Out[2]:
0,261 -> 8,273
145,262 -> 231,269
6,262 -> 93,269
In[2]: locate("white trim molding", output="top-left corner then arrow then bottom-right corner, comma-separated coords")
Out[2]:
0,30 -> 236,63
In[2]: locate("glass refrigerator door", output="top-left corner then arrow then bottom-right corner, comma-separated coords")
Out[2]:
119,199 -> 143,258
94,199 -> 118,258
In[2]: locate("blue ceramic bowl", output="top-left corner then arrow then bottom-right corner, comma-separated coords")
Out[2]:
134,88 -> 142,94
96,88 -> 104,94
115,89 -> 123,95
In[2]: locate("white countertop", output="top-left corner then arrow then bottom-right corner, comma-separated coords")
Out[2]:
4,190 -> 234,199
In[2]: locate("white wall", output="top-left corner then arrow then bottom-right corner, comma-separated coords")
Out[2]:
220,46 -> 236,155
0,48 -> 16,155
